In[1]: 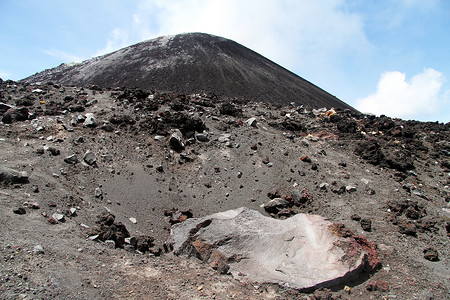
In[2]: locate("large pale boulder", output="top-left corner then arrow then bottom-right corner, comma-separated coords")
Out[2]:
167,207 -> 379,291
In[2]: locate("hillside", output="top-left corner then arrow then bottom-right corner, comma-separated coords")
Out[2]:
0,80 -> 449,299
22,33 -> 354,111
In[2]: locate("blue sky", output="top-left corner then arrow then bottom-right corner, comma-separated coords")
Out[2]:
1,0 -> 449,122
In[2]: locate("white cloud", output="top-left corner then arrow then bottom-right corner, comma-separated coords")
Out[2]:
355,68 -> 448,120
43,49 -> 84,63
0,70 -> 12,79
95,0 -> 370,73
94,27 -> 131,56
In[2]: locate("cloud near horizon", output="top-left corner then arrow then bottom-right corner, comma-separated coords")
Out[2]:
355,68 -> 448,120
95,0 -> 370,73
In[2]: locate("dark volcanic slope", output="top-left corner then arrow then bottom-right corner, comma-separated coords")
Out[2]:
22,32 -> 354,110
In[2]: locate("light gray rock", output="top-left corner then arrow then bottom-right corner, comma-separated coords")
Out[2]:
346,186 -> 357,193
218,134 -> 231,143
167,207 -> 370,291
246,117 -> 257,127
69,207 -> 77,216
52,213 -> 65,222
33,245 -> 45,254
83,150 -> 97,166
83,113 -> 98,127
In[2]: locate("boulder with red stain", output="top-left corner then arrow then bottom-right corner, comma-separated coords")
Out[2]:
167,207 -> 380,291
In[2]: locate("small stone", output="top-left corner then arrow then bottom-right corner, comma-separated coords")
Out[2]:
95,188 -> 103,198
196,133 -> 209,142
423,247 -> 439,261
360,218 -> 372,231
154,135 -> 165,141
169,129 -> 184,151
350,214 -> 361,221
346,186 -> 357,193
64,154 -> 78,164
124,245 -> 135,252
104,240 -> 116,249
27,202 -> 40,209
398,220 -> 417,236
125,236 -> 137,246
83,150 -> 97,166
13,207 -> 26,215
33,245 -> 45,254
300,155 -> 311,163
156,165 -> 164,172
52,213 -> 65,222
100,123 -> 114,132
246,117 -> 257,127
366,280 -> 389,292
88,235 -> 99,241
47,147 -> 60,156
262,156 -> 270,164
69,207 -> 77,216
101,154 -> 113,162
83,113 -> 98,127
129,217 -> 137,224
218,134 -> 231,143
319,182 -> 328,191
367,188 -> 376,195
47,217 -> 58,224
262,198 -> 289,214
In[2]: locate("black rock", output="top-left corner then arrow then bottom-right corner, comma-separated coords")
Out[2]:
0,167 -> 29,184
13,207 -> 26,215
423,247 -> 439,261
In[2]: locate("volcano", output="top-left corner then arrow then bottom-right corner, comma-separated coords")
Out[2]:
23,32 -> 354,110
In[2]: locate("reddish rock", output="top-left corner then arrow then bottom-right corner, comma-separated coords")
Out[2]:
366,280 -> 389,292
300,155 -> 311,163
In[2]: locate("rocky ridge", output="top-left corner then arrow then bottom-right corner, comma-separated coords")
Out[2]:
0,79 -> 449,299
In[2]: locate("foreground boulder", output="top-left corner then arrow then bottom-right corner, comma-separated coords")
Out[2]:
166,207 -> 379,291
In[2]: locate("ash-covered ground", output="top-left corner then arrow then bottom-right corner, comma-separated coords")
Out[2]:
0,80 -> 449,299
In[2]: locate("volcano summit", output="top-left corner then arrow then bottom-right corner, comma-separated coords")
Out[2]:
23,32 -> 354,110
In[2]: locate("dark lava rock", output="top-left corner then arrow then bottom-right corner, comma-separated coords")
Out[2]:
13,207 -> 26,215
164,208 -> 193,225
64,154 -> 78,164
337,119 -> 357,133
0,167 -> 29,184
423,247 -> 439,261
90,212 -> 130,248
360,218 -> 372,231
2,107 -> 29,123
351,214 -> 361,221
398,220 -> 417,236
355,140 -> 384,167
219,102 -> 242,116
366,280 -> 389,292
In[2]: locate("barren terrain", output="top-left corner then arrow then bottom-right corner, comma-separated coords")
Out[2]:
0,80 -> 449,299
